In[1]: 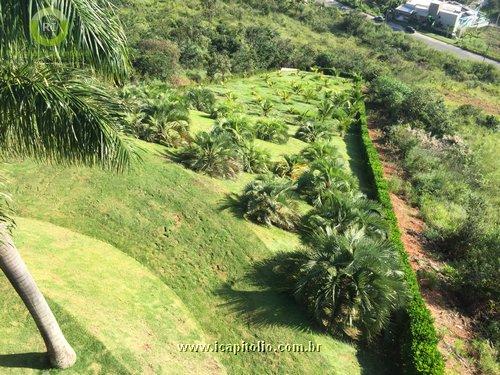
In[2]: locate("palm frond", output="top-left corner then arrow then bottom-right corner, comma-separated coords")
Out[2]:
0,0 -> 129,79
0,62 -> 133,170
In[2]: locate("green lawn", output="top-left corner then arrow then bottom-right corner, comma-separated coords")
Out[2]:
0,71 -> 386,374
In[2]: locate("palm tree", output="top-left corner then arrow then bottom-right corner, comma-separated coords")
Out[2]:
297,158 -> 355,205
317,99 -> 335,123
174,132 -> 242,179
300,141 -> 341,163
295,228 -> 406,341
0,0 -> 131,368
301,192 -> 388,242
237,175 -> 299,231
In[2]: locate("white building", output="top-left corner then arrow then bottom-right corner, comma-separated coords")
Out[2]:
394,0 -> 489,35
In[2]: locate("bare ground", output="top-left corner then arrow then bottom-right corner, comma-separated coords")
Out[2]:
367,125 -> 478,375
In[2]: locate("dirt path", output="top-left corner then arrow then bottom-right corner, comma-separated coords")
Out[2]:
368,126 -> 477,375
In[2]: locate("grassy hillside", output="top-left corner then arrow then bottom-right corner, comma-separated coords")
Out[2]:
1,72 -> 389,374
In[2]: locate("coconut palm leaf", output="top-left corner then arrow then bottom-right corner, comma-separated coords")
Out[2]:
0,62 -> 133,169
0,0 -> 129,79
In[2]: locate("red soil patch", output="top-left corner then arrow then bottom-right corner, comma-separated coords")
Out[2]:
368,125 -> 477,374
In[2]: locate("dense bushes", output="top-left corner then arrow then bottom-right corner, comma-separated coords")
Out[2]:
370,76 -> 452,137
121,85 -> 192,147
186,87 -> 216,113
357,102 -> 445,374
133,39 -> 180,80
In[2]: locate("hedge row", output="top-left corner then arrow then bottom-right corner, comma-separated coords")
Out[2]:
356,104 -> 445,374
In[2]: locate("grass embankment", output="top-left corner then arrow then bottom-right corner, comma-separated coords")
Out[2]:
0,72 -> 386,374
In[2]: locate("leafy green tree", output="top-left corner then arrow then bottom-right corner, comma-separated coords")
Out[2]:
295,228 -> 407,341
133,39 -> 180,80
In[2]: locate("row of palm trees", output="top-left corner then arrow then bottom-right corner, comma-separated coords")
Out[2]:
1,0 -> 135,369
231,97 -> 407,340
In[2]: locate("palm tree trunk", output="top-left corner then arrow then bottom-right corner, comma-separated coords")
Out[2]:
0,225 -> 76,369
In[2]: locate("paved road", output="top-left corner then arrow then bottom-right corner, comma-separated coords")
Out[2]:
386,21 -> 500,68
321,0 -> 499,68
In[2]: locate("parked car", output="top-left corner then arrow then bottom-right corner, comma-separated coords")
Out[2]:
404,25 -> 416,33
373,16 -> 385,22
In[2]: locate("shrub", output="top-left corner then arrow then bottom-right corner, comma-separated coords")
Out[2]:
294,229 -> 407,342
295,121 -> 335,143
273,154 -> 308,180
297,158 -> 356,205
186,87 -> 216,113
237,175 -> 299,230
133,39 -> 180,80
239,142 -> 271,173
255,118 -> 289,144
301,191 -> 388,242
260,99 -> 274,116
300,141 -> 341,163
174,132 -> 242,178
212,115 -> 255,144
209,101 -> 234,119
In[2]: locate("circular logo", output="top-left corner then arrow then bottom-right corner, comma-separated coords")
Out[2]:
30,7 -> 69,47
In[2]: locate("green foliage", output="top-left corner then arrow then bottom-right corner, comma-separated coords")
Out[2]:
295,121 -> 335,143
300,141 -> 341,163
239,142 -> 271,174
212,115 -> 255,144
295,228 -> 407,342
301,192 -> 387,242
255,118 -> 289,144
272,154 -> 308,180
174,132 -> 242,179
0,62 -> 132,170
186,87 -> 216,113
237,174 -> 299,230
124,89 -> 191,147
259,99 -> 274,117
297,158 -> 356,205
370,76 -> 452,137
133,39 -> 180,80
357,102 -> 445,374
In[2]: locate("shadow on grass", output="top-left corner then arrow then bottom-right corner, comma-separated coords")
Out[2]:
344,129 -> 376,200
0,352 -> 49,370
217,252 -> 400,374
216,251 -> 320,333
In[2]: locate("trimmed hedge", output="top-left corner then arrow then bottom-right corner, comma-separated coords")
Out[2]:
356,104 -> 445,374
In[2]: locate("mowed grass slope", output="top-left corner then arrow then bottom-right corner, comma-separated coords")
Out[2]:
1,73 -> 386,374
2,217 -> 223,374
